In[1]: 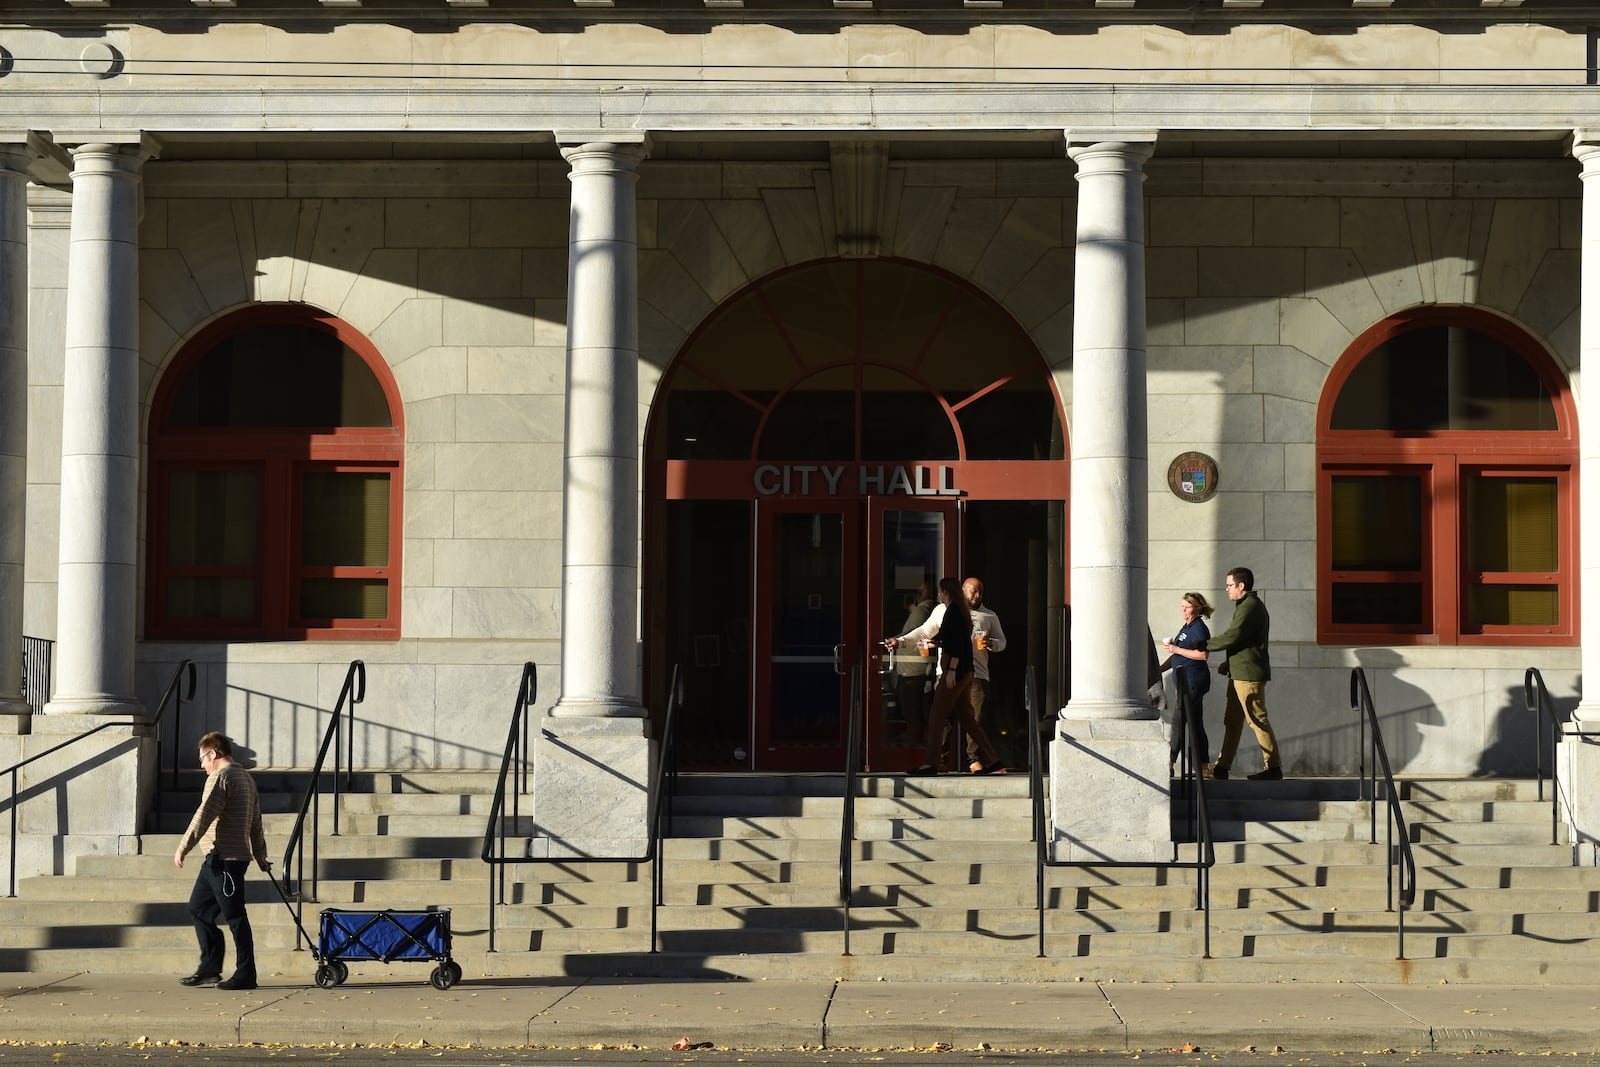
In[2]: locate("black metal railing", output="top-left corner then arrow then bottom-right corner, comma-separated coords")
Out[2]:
279,659 -> 366,936
1027,664 -> 1215,959
838,665 -> 863,957
155,661 -> 201,794
1350,667 -> 1418,959
482,663 -> 682,955
2,658 -> 195,897
21,637 -> 51,714
1525,667 -> 1600,854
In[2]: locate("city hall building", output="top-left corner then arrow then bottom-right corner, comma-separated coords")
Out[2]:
2,0 -> 1599,871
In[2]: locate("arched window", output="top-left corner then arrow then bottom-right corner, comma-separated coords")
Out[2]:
654,258 -> 1064,467
1316,308 -> 1576,646
147,306 -> 404,640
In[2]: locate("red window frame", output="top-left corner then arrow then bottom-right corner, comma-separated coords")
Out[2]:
147,306 -> 404,641
1316,307 -> 1577,647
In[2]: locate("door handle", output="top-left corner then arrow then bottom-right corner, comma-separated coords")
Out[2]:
832,644 -> 844,676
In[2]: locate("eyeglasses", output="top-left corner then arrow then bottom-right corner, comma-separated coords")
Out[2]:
198,752 -> 218,764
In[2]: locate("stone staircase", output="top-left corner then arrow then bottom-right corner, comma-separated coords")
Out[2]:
0,770 -> 1596,983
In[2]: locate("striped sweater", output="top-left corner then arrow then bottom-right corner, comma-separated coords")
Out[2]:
177,763 -> 268,863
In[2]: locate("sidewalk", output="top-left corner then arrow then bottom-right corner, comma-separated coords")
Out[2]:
1,973 -> 1597,1053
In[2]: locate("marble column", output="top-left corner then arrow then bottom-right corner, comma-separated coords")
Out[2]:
42,139 -> 155,721
0,136 -> 43,726
532,135 -> 653,858
1053,134 -> 1167,862
1562,133 -> 1600,863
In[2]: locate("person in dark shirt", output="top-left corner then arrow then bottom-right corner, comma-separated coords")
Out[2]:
1160,592 -> 1214,777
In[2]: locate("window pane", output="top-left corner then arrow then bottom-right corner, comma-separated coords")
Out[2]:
1330,475 -> 1422,570
167,470 -> 257,566
1331,582 -> 1424,626
300,578 -> 389,620
1467,475 -> 1557,572
661,365 -> 763,460
302,472 -> 392,567
1467,585 -> 1558,628
758,367 -> 857,461
167,577 -> 255,620
1330,324 -> 1557,432
170,324 -> 392,428
860,365 -> 957,461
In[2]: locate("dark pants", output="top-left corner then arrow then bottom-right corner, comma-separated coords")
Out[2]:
1170,688 -> 1210,769
189,854 -> 256,981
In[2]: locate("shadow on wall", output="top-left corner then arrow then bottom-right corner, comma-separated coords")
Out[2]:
1480,671 -> 1582,778
1353,648 -> 1440,776
137,660 -> 511,776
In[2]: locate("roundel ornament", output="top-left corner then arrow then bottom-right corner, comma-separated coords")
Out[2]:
1167,451 -> 1219,503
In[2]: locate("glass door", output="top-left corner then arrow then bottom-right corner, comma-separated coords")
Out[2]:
752,500 -> 861,770
865,499 -> 961,772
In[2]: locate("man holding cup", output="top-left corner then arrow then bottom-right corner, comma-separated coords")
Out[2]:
961,577 -> 1007,773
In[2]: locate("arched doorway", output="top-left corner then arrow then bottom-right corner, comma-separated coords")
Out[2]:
644,259 -> 1068,772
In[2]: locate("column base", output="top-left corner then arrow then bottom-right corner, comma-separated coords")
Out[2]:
530,715 -> 654,858
547,697 -> 647,719
1050,717 -> 1169,863
41,697 -> 145,720
1059,697 -> 1159,721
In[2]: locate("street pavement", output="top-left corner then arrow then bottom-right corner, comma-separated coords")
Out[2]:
0,973 -> 1596,1054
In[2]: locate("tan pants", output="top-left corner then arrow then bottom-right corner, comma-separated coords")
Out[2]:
1216,679 -> 1280,772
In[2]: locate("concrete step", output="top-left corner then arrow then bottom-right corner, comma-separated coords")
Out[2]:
1202,818 -> 1564,846
1211,840 -> 1577,866
668,795 -> 1034,819
141,832 -> 484,860
668,815 -> 1034,841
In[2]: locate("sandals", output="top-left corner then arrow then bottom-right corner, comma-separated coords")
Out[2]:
973,759 -> 1006,775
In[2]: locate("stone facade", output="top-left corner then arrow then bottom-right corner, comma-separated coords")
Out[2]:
0,1 -> 1594,873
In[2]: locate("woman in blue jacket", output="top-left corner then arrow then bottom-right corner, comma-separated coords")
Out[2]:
1161,592 -> 1214,777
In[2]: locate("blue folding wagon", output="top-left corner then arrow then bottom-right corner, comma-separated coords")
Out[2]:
312,906 -> 460,990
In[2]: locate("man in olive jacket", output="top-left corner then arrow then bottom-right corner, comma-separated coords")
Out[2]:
1201,566 -> 1282,781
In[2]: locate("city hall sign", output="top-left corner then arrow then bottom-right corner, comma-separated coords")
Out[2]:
753,464 -> 962,498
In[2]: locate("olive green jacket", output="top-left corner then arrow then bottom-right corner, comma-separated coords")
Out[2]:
1201,590 -> 1271,682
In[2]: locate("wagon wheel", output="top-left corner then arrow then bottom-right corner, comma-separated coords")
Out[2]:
315,965 -> 340,989
332,961 -> 349,985
447,961 -> 463,985
429,965 -> 455,991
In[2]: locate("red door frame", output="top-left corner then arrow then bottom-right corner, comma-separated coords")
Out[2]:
863,496 -> 962,772
751,497 -> 862,771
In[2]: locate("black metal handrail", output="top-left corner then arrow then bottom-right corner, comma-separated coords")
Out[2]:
1525,667 -> 1600,853
156,661 -> 202,794
1027,663 -> 1215,959
279,659 -> 366,938
1350,667 -> 1418,959
484,662 -> 538,930
482,664 -> 682,955
838,665 -> 863,957
3,658 -> 195,897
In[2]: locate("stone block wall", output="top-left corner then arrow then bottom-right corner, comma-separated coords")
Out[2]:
18,152 -> 1586,773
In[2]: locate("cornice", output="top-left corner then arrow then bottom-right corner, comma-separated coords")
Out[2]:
0,0 -> 1591,30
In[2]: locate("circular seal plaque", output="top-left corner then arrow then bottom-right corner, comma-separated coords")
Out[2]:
1167,451 -> 1219,503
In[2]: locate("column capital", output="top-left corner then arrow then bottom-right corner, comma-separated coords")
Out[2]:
0,132 -> 56,172
1572,130 -> 1600,169
63,134 -> 161,175
1065,130 -> 1157,158
555,132 -> 650,157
